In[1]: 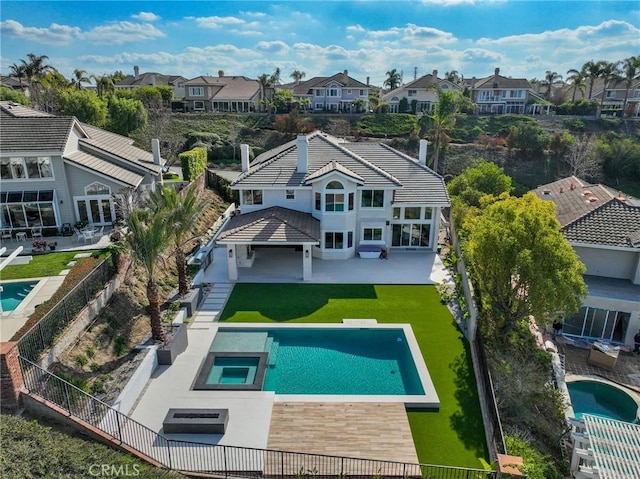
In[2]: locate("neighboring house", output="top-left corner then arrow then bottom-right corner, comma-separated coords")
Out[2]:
183,72 -> 260,113
0,101 -> 164,232
216,132 -> 450,280
115,66 -> 187,99
381,71 -> 463,114
284,71 -> 371,112
0,75 -> 29,95
589,78 -> 640,117
532,176 -> 640,348
466,68 -> 544,114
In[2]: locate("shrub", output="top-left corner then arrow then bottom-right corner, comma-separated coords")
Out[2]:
85,346 -> 95,359
113,336 -> 127,356
179,146 -> 207,182
74,354 -> 88,367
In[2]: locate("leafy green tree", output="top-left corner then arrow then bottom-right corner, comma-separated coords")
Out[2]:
272,89 -> 293,113
598,136 -> 640,183
0,86 -> 30,105
71,69 -> 90,90
506,123 -> 550,160
273,109 -> 315,134
621,56 -> 640,117
448,160 -> 513,208
149,185 -> 206,296
133,86 -> 163,110
60,89 -> 107,126
466,193 -> 586,338
383,68 -> 402,90
91,74 -> 116,99
107,96 -> 147,136
548,130 -> 574,159
126,209 -> 170,342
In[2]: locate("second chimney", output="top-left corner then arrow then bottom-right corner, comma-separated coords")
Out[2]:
418,139 -> 428,166
297,135 -> 308,174
152,139 -> 161,165
134,65 -> 140,80
240,144 -> 250,172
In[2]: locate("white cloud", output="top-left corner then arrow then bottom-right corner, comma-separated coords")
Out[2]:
255,41 -> 290,54
132,12 -> 160,22
346,24 -> 365,33
83,22 -> 165,44
421,0 -> 477,5
191,16 -> 246,28
0,20 -> 81,45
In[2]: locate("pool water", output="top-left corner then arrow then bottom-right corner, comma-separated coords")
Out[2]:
210,328 -> 425,395
0,281 -> 37,312
206,357 -> 259,385
567,380 -> 638,423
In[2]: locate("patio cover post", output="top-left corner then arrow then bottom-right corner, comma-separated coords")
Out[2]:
227,245 -> 238,281
303,245 -> 313,281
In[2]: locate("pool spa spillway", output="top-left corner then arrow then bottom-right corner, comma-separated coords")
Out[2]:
567,379 -> 639,423
192,324 -> 440,408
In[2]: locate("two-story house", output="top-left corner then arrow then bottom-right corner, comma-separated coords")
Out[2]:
381,71 -> 463,114
590,78 -> 640,117
532,176 -> 640,349
183,72 -> 260,113
468,68 -> 541,114
215,132 -> 449,280
0,101 -> 164,233
115,66 -> 187,99
286,71 -> 370,112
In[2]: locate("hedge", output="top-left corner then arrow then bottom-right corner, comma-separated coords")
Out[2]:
179,146 -> 207,182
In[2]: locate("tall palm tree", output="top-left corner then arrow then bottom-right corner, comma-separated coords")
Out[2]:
290,70 -> 306,84
566,69 -> 587,101
581,60 -> 602,99
91,74 -> 115,99
269,67 -> 281,86
257,73 -> 271,113
71,69 -> 90,90
444,70 -> 459,83
19,53 -> 54,108
126,209 -> 170,342
149,185 -> 206,297
621,56 -> 640,117
383,69 -> 402,90
9,63 -> 27,88
540,70 -> 563,99
597,60 -> 621,104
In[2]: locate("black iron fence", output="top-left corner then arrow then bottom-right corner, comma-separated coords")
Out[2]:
17,257 -> 116,363
19,357 -> 495,478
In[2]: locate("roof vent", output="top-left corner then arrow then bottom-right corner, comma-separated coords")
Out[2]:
583,190 -> 592,196
543,189 -> 550,195
588,196 -> 598,202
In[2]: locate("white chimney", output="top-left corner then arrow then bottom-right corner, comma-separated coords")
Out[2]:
134,65 -> 140,80
418,139 -> 428,166
240,144 -> 250,172
297,135 -> 308,174
152,139 -> 161,165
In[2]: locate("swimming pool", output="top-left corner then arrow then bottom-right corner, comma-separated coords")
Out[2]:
197,324 -> 437,406
0,281 -> 37,312
567,380 -> 639,423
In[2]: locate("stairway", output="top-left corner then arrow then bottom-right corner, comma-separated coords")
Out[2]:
192,283 -> 233,322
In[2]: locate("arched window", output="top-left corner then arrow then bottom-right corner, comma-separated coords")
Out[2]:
85,182 -> 111,196
325,181 -> 344,211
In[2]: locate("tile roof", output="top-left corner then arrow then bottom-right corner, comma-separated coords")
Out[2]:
235,132 -> 449,205
532,176 -> 640,248
292,72 -> 369,95
185,76 -> 260,100
474,73 -> 531,90
303,160 -> 364,185
116,73 -> 175,87
216,206 -> 320,244
64,151 -> 143,187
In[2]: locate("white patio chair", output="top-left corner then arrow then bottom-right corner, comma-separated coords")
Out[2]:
31,227 -> 43,239
73,228 -> 83,243
1,229 -> 12,242
82,230 -> 94,244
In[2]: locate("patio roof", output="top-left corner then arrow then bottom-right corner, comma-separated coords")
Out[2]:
582,414 -> 640,479
216,206 -> 320,244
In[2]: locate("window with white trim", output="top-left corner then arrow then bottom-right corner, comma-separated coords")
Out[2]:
189,87 -> 204,96
361,190 -> 384,208
193,101 -> 205,110
408,90 -> 417,97
324,181 -> 344,212
285,189 -> 295,200
85,182 -> 110,195
328,87 -> 340,97
362,227 -> 383,242
359,89 -> 366,96
315,89 -> 324,96
325,231 -> 344,249
242,190 -> 263,205
1,156 -> 53,180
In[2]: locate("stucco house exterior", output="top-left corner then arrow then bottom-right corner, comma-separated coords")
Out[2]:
0,101 -> 164,234
532,176 -> 640,348
183,73 -> 260,113
467,68 -> 544,114
216,132 -> 450,280
381,71 -> 463,114
284,71 -> 371,112
115,66 -> 187,99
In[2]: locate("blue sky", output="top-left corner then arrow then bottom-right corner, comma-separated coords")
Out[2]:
1,1 -> 639,86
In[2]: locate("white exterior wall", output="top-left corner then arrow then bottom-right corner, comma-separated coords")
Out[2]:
582,295 -> 640,347
574,245 -> 639,282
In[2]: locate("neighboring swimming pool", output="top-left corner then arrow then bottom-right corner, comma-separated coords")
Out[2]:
194,324 -> 439,407
0,281 -> 37,312
567,379 -> 639,423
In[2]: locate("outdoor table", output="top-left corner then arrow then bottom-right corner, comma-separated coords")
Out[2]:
15,231 -> 27,242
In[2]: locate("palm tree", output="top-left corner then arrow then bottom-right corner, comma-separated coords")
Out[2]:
566,69 -> 587,101
71,69 -> 90,90
540,70 -> 563,99
9,63 -> 27,88
621,56 -> 640,117
597,60 -> 621,104
383,69 -> 402,90
126,209 -> 170,342
149,185 -> 206,297
581,60 -> 602,99
269,67 -> 281,86
19,53 -> 54,108
91,74 -> 115,99
290,70 -> 306,84
444,70 -> 459,83
257,73 -> 271,113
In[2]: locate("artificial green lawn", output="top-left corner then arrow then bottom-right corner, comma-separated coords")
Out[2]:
1,251 -> 80,280
219,283 -> 488,468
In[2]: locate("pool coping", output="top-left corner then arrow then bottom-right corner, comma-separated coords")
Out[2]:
212,322 -> 440,409
193,352 -> 268,390
0,278 -> 43,315
565,373 -> 640,423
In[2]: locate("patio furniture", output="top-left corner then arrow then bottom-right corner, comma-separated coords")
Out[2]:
1,229 -> 12,242
73,228 -> 83,242
31,227 -> 43,239
587,342 -> 619,370
163,408 -> 229,434
81,229 -> 94,244
16,231 -> 27,242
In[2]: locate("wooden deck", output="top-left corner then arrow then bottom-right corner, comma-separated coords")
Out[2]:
266,402 -> 419,472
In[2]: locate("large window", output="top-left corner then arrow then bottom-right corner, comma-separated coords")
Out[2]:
315,89 -> 324,97
392,224 -> 430,247
361,190 -> 384,208
1,156 -> 53,181
363,227 -> 383,242
242,190 -> 263,205
325,232 -> 344,249
563,307 -> 630,343
328,87 -> 340,97
325,181 -> 344,212
0,190 -> 57,228
189,87 -> 204,96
